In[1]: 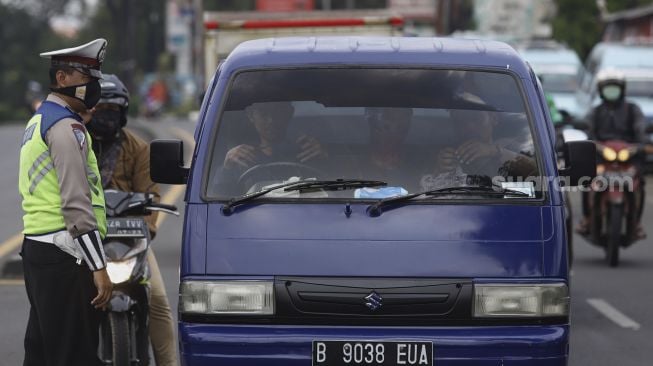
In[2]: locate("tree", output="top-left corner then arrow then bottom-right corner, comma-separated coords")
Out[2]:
553,0 -> 603,59
75,1 -> 166,93
554,0 -> 653,60
0,3 -> 69,121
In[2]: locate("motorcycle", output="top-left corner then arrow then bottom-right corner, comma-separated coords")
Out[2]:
583,141 -> 644,267
98,190 -> 179,365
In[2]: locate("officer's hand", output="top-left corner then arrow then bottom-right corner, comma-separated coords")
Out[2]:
92,268 -> 113,309
224,144 -> 256,169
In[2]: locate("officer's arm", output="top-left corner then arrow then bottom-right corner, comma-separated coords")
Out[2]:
47,119 -> 106,271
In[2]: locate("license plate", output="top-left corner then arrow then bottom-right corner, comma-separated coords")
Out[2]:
106,218 -> 147,237
312,340 -> 433,366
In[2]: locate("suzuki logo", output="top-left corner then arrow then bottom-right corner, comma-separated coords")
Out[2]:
364,291 -> 383,311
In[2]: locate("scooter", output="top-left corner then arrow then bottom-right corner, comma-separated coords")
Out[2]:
98,190 -> 178,365
583,141 -> 644,267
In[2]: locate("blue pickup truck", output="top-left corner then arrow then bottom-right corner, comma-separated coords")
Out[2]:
151,37 -> 595,366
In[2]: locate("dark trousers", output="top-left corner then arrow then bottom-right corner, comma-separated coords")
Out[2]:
21,238 -> 102,366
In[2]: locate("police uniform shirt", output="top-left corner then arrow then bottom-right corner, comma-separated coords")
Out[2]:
27,94 -> 100,239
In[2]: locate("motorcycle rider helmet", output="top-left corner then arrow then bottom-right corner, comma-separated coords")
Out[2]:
88,74 -> 129,140
98,74 -> 129,126
596,68 -> 626,103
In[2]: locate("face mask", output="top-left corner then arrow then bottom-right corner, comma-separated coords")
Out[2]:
601,85 -> 623,102
52,79 -> 102,109
88,109 -> 122,140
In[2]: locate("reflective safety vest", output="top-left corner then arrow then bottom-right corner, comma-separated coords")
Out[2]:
19,101 -> 107,237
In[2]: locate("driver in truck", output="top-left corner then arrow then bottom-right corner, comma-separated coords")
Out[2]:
218,102 -> 327,193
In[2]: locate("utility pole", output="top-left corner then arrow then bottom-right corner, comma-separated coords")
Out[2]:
193,0 -> 204,92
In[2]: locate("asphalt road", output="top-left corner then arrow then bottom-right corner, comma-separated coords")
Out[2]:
0,118 -> 651,365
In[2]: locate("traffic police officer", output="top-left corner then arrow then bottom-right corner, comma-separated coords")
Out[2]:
19,39 -> 112,366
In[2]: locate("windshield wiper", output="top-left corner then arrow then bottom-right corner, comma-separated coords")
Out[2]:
367,185 -> 531,216
221,179 -> 387,215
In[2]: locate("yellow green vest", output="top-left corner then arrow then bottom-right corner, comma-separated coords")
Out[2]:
19,101 -> 106,237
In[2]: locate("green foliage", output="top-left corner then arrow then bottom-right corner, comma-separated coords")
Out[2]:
605,0 -> 653,12
0,4 -> 69,122
553,0 -> 602,60
75,0 -> 166,92
554,0 -> 653,60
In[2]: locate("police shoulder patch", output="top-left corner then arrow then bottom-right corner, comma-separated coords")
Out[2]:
71,123 -> 86,149
22,124 -> 36,147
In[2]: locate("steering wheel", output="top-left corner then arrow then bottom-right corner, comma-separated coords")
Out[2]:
237,161 -> 326,189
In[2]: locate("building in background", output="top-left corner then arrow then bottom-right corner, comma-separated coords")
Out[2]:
389,0 -> 436,36
473,0 -> 555,41
602,4 -> 653,42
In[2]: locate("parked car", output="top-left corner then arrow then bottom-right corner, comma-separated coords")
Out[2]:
151,36 -> 595,366
517,41 -> 585,119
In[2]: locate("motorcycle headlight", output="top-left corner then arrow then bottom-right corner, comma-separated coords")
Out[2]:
180,280 -> 274,315
106,257 -> 137,284
617,149 -> 630,162
602,147 -> 617,161
474,283 -> 569,317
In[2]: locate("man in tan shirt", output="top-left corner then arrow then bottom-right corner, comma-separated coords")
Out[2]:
88,74 -> 179,366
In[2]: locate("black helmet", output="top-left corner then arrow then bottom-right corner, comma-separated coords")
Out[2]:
98,74 -> 129,126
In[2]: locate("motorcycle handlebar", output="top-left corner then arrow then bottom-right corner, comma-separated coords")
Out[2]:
147,202 -> 180,216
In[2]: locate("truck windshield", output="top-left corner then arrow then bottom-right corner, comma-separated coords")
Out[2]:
205,68 -> 541,200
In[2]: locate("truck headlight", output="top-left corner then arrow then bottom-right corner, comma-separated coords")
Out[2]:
180,280 -> 274,315
106,257 -> 137,284
474,283 -> 569,317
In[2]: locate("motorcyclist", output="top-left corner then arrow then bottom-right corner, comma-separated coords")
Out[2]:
576,68 -> 649,238
87,74 -> 178,366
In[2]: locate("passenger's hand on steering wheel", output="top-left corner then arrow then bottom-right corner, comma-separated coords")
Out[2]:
296,134 -> 327,163
224,144 -> 257,169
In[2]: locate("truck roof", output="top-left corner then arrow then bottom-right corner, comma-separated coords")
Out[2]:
220,37 -> 530,78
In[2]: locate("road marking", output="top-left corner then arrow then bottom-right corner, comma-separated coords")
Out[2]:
0,233 -> 22,260
587,298 -> 641,330
0,279 -> 24,286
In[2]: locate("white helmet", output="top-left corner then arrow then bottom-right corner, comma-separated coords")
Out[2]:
596,68 -> 626,102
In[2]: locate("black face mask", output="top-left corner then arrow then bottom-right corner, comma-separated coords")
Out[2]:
52,79 -> 101,109
88,109 -> 122,140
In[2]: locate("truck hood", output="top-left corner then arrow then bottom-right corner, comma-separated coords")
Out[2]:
204,203 -> 548,277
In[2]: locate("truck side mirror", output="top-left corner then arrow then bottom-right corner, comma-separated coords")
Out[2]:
150,139 -> 189,184
559,141 -> 596,187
